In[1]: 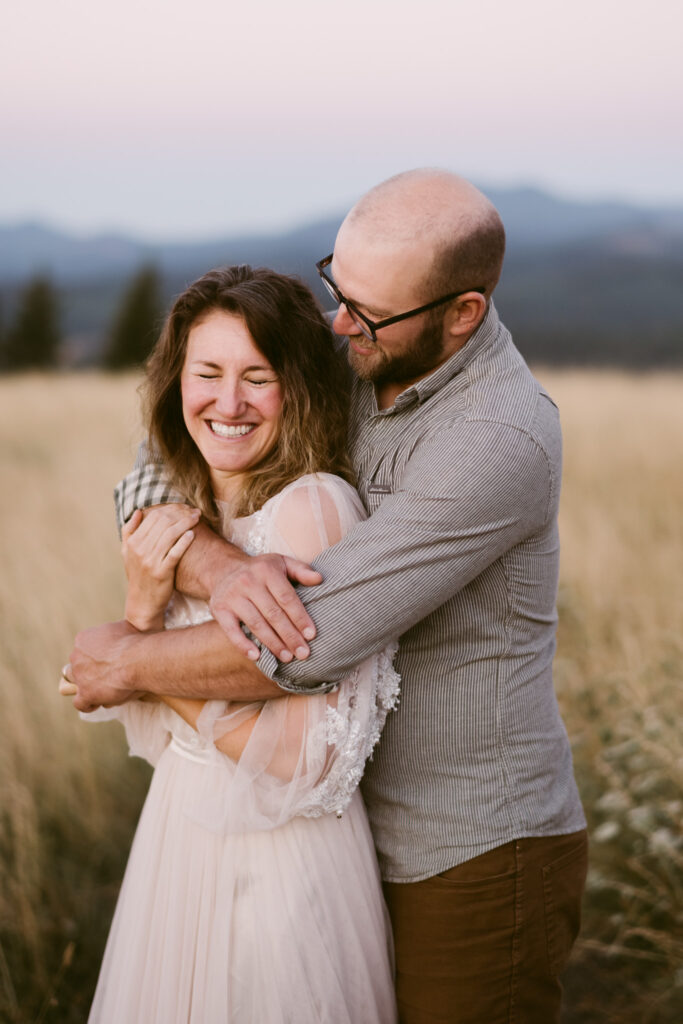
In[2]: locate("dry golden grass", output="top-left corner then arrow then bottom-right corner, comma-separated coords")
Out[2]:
0,369 -> 681,1022
0,373 -> 150,1023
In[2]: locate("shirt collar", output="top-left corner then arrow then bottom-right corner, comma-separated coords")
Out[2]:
387,301 -> 502,409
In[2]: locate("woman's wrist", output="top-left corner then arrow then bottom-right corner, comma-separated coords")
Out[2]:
124,599 -> 166,633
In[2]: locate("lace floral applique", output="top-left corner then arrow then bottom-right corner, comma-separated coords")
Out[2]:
164,593 -> 214,630
236,509 -> 269,556
297,643 -> 400,819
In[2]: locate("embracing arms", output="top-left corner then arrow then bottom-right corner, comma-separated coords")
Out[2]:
73,478 -> 373,785
70,505 -> 285,713
83,413 -> 554,698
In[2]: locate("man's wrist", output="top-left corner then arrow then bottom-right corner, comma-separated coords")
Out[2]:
117,627 -> 151,695
176,525 -> 249,598
203,545 -> 249,594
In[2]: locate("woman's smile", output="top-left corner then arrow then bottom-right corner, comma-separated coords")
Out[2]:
207,421 -> 256,438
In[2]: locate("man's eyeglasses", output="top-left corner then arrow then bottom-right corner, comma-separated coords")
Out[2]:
315,254 -> 485,343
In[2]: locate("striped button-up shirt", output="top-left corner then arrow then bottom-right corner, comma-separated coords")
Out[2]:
115,302 -> 586,882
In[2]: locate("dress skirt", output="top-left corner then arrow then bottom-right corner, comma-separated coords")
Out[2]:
88,738 -> 397,1023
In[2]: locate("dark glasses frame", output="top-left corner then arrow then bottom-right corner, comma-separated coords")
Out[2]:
316,253 -> 485,342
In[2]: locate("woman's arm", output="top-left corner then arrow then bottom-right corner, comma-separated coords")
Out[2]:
157,479 -> 352,775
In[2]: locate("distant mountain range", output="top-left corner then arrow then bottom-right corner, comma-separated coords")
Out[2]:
1,186 -> 682,366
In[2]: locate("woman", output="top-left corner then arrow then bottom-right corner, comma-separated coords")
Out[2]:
81,266 -> 399,1023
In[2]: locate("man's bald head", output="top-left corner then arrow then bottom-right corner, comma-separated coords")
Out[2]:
340,169 -> 506,301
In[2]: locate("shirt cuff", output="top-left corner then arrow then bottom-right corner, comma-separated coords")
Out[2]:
256,645 -> 338,695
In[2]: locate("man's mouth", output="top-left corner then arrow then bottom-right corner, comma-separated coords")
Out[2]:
209,422 -> 255,437
349,339 -> 376,355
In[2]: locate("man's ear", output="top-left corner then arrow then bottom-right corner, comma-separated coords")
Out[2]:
445,292 -> 488,339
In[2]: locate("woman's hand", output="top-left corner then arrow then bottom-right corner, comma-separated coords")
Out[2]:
122,504 -> 201,631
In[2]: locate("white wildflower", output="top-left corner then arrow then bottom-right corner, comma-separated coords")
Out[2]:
627,806 -> 655,832
648,828 -> 680,854
604,739 -> 639,761
593,821 -> 621,843
596,790 -> 630,813
632,770 -> 663,796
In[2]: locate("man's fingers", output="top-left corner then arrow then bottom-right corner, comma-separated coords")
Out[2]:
233,590 -> 313,661
74,698 -> 98,713
208,605 -> 263,662
268,570 -> 319,643
283,556 -> 324,588
209,589 -> 296,662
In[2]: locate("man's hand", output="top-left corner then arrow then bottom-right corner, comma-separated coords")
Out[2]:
209,554 -> 323,663
69,620 -> 141,712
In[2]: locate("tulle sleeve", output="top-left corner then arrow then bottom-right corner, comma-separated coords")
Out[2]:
188,474 -> 400,834
80,701 -> 173,766
79,596 -> 214,766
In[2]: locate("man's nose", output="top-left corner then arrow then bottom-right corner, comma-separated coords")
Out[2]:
332,303 -> 362,336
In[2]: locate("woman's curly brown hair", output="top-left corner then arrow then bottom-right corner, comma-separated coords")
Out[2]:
143,265 -> 353,521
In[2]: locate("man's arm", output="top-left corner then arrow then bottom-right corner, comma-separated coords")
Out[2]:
255,415 -> 557,691
70,618 -> 283,712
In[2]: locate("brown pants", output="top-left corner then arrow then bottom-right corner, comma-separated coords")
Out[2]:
383,830 -> 588,1024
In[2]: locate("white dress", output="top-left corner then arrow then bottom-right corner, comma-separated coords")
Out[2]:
85,474 -> 400,1023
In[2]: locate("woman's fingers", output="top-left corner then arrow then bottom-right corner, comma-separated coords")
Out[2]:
125,508 -> 200,573
150,511 -> 200,566
165,527 -> 196,566
121,508 -> 143,544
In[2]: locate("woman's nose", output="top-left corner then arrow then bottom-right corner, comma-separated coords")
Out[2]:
214,380 -> 247,418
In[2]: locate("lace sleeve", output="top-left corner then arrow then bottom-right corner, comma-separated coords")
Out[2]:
189,474 -> 400,833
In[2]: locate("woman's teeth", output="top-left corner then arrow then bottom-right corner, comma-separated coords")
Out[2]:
210,422 -> 254,437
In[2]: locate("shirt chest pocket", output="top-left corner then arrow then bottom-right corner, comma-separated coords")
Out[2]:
364,471 -> 394,513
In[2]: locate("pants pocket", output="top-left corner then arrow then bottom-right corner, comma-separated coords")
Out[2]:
542,833 -> 588,976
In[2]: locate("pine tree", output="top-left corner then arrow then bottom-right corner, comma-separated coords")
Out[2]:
104,265 -> 163,369
2,276 -> 61,369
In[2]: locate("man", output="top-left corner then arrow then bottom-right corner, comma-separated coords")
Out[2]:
71,169 -> 587,1023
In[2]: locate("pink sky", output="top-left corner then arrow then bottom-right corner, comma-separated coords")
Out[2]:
2,0 -> 681,238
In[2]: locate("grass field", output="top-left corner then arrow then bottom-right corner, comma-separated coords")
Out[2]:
0,370 -> 681,1023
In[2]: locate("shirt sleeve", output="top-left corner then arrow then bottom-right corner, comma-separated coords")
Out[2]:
259,417 -> 556,691
114,441 -> 191,534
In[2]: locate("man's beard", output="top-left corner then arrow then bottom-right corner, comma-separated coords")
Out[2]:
347,313 -> 446,388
